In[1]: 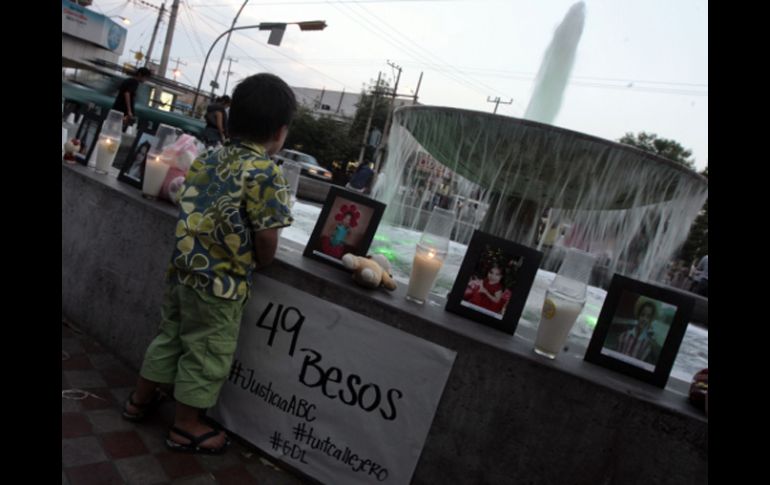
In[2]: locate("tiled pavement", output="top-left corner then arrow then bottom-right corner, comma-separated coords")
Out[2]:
62,320 -> 311,485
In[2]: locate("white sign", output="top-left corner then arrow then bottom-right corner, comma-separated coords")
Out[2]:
209,275 -> 456,485
61,0 -> 127,54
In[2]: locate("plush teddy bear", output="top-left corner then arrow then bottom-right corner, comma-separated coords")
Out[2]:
341,253 -> 397,291
63,138 -> 80,163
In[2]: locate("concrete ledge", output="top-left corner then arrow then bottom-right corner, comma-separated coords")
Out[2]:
62,163 -> 707,485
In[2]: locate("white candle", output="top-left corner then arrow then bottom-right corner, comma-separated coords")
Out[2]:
142,154 -> 170,198
94,135 -> 120,174
406,246 -> 445,304
533,289 -> 585,359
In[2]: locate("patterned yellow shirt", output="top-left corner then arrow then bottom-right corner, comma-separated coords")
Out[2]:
167,141 -> 292,300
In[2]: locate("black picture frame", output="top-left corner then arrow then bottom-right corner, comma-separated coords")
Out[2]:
74,111 -> 104,166
445,230 -> 543,334
584,274 -> 694,388
117,120 -> 159,189
303,186 -> 386,268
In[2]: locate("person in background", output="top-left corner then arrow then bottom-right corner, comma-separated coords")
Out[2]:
691,254 -> 708,298
202,95 -> 232,147
113,67 -> 152,132
346,160 -> 375,193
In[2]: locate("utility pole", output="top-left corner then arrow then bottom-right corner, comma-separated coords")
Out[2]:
374,60 -> 402,174
336,87 -> 345,113
486,96 -> 513,114
223,56 -> 238,95
357,71 -> 382,166
212,0 -> 250,97
412,71 -> 423,105
144,2 -> 165,69
158,0 -> 180,78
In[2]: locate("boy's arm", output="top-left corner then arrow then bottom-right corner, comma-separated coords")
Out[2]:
253,227 -> 280,269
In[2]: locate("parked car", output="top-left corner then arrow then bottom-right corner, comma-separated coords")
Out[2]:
273,149 -> 333,182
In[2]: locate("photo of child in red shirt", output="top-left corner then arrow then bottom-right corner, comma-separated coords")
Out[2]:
461,245 -> 523,319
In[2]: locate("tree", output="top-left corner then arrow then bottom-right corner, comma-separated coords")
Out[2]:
282,76 -> 394,168
678,166 -> 708,264
618,132 -> 695,169
284,106 -> 357,168
348,77 -> 392,162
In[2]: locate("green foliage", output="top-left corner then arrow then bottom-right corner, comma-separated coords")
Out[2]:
282,77 -> 394,167
284,106 -> 357,167
348,78 -> 392,153
618,131 -> 695,169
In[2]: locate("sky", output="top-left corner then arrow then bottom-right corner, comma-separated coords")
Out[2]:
91,0 -> 708,171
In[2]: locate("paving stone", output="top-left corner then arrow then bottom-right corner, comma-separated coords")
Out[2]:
64,370 -> 107,390
62,436 -> 108,468
65,462 -> 123,485
87,409 -> 134,433
114,455 -> 168,485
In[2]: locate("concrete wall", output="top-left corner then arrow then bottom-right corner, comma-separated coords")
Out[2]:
62,164 -> 707,485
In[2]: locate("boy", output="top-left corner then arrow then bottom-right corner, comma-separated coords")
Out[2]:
122,73 -> 296,454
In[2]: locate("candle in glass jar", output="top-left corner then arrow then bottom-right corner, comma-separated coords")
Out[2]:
406,246 -> 445,304
142,154 -> 170,199
94,135 -> 120,174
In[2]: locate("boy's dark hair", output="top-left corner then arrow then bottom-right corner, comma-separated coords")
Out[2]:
228,73 -> 297,143
217,95 -> 231,104
136,67 -> 152,78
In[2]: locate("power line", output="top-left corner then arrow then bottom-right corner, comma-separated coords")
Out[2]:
486,96 -> 513,114
192,0 -> 467,6
182,3 -> 349,90
345,0 -> 523,113
326,0 -> 500,105
179,1 -> 211,58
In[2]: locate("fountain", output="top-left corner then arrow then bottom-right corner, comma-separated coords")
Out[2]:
355,1 -> 708,381
281,1 -> 707,384
372,1 -> 708,288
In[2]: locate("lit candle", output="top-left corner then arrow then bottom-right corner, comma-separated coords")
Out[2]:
406,245 -> 445,304
142,154 -> 170,199
94,135 -> 120,174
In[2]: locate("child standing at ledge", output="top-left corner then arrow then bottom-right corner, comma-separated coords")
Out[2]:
122,73 -> 296,454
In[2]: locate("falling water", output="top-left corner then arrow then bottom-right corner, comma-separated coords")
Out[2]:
524,1 -> 586,123
375,108 -> 708,287
372,0 -> 707,288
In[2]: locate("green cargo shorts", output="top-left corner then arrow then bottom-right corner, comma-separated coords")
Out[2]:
140,282 -> 246,408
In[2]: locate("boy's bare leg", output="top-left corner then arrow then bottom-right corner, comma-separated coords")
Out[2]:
124,376 -> 160,414
170,402 -> 227,448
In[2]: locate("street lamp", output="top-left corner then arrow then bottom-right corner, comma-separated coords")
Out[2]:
110,15 -> 131,26
210,0 -> 250,98
191,21 -> 327,113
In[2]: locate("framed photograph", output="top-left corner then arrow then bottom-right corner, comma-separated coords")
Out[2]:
117,120 -> 159,189
303,186 -> 386,268
445,230 -> 543,334
74,111 -> 104,166
584,274 -> 694,388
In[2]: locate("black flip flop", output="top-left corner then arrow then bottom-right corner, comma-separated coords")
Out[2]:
165,426 -> 231,455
